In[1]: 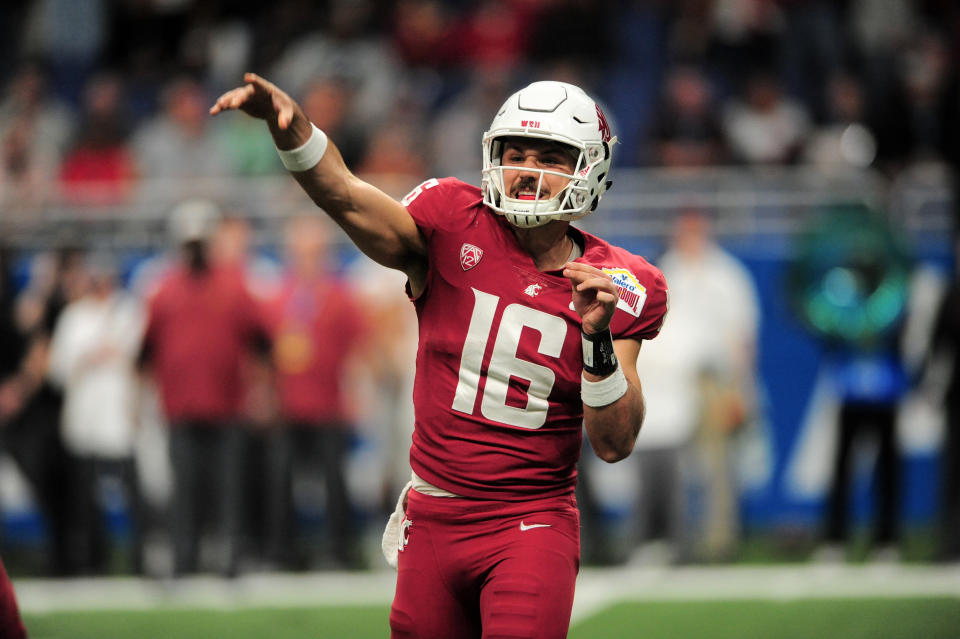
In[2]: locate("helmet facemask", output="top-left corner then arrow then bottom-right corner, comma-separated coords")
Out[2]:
481,81 -> 615,229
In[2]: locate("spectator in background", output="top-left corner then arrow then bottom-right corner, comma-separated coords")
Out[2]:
262,215 -> 367,570
428,66 -> 513,177
0,247 -> 32,554
212,109 -> 283,177
21,0 -> 108,107
0,246 -> 25,429
348,256 -> 418,522
925,232 -> 960,562
698,0 -> 784,96
527,0 -> 608,78
390,0 -> 459,70
650,65 -> 728,168
722,70 -> 810,165
47,252 -> 146,574
208,214 -> 281,564
209,214 -> 282,302
269,0 -> 400,131
267,216 -> 366,568
0,4 -> 30,85
59,73 -> 137,206
1,245 -> 85,575
633,210 -> 761,563
0,62 -> 74,214
898,29 -> 952,164
451,0 -> 535,71
792,206 -> 911,563
139,199 -> 270,577
819,341 -> 907,562
355,121 -> 427,197
131,76 -> 230,181
298,77 -> 366,169
803,73 -> 877,170
846,0 -> 918,171
777,0 -> 848,117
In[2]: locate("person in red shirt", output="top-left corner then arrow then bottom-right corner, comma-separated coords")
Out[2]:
0,557 -> 26,639
262,214 -> 367,569
140,199 -> 270,577
58,74 -> 136,206
212,74 -> 666,637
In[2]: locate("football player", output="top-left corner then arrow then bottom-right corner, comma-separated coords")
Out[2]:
212,74 -> 668,638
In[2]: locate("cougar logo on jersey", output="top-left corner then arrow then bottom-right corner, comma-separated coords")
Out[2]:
460,243 -> 483,271
523,283 -> 543,297
602,267 -> 647,317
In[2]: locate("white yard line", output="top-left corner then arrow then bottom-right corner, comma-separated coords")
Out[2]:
14,571 -> 399,614
13,564 -> 960,617
570,564 -> 960,622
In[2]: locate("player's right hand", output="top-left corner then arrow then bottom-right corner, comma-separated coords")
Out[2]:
562,261 -> 618,335
209,72 -> 298,130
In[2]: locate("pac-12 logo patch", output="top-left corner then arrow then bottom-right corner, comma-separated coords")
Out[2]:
602,267 -> 646,317
460,243 -> 483,271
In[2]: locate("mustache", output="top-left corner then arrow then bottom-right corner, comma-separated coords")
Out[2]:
510,176 -> 548,198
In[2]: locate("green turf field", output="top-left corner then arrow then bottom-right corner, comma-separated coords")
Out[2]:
24,606 -> 389,639
568,598 -> 960,639
22,598 -> 960,639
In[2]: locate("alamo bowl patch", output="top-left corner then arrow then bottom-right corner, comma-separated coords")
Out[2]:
603,267 -> 647,317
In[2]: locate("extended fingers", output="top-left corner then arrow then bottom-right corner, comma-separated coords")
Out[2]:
244,72 -> 288,103
563,261 -> 602,276
210,73 -> 278,116
563,263 -> 613,288
274,94 -> 294,130
244,72 -> 272,89
209,84 -> 254,115
575,275 -> 617,296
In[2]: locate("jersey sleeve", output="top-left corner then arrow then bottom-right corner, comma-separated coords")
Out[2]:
632,265 -> 668,341
401,177 -> 480,239
607,255 -> 669,343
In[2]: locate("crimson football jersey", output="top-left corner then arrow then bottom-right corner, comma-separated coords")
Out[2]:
403,177 -> 668,500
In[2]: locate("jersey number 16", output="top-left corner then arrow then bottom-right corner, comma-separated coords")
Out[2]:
451,288 -> 566,429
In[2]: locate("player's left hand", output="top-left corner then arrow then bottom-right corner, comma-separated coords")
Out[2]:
562,262 -> 618,334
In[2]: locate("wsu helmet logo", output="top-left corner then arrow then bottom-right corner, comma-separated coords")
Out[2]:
460,243 -> 483,271
596,105 -> 612,142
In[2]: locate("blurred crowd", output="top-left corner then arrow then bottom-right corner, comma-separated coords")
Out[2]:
1,201 -> 417,577
0,0 -> 958,211
0,0 -> 959,577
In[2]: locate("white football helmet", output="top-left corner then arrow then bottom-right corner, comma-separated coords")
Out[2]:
481,81 -> 616,228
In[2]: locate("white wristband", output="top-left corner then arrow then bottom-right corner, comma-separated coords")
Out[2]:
276,123 -> 328,172
581,364 -> 628,408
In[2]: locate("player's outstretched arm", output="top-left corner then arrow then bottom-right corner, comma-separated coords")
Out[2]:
563,261 -> 645,463
211,73 -> 427,285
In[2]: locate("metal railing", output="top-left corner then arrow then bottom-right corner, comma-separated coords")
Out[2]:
2,164 -> 954,257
